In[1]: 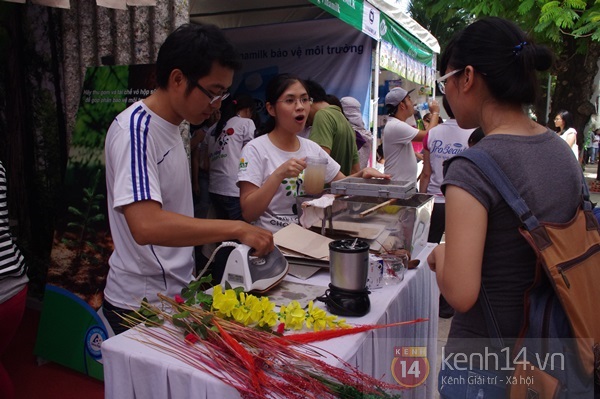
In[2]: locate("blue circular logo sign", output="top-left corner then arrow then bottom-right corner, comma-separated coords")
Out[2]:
85,326 -> 108,360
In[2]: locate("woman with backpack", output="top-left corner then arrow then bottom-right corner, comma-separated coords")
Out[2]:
427,17 -> 584,398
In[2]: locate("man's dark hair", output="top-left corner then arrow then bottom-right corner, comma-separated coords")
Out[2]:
326,94 -> 342,108
442,96 -> 455,119
386,104 -> 398,117
304,79 -> 328,102
468,127 -> 485,147
155,23 -> 241,93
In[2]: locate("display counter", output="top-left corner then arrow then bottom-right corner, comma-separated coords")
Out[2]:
102,243 -> 439,399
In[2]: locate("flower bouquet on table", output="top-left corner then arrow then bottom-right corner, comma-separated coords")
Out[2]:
122,275 -> 427,399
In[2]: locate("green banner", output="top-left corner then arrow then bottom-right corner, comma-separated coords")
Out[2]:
310,0 -> 434,67
309,0 -> 364,34
380,13 -> 433,66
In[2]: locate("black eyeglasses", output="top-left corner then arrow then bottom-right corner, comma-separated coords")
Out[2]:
193,81 -> 230,104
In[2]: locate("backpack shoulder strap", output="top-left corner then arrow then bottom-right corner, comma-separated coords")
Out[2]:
447,148 -> 538,349
451,148 -> 595,216
446,148 -> 595,352
447,148 -> 540,231
581,177 -> 593,212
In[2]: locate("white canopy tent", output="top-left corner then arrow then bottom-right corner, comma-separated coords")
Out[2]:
190,0 -> 440,165
189,0 -> 439,53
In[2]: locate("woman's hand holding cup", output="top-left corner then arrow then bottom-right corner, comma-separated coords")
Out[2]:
276,157 -> 306,179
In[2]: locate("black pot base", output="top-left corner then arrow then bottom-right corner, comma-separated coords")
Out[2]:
317,284 -> 370,317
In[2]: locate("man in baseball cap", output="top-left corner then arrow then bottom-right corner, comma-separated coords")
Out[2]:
385,87 -> 415,107
382,87 -> 440,183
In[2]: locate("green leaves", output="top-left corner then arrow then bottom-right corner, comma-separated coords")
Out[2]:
172,311 -> 191,328
190,321 -> 208,339
471,1 -> 506,16
573,8 -> 600,38
541,2 -> 579,29
517,0 -> 536,14
423,0 -> 600,46
191,315 -> 216,339
181,274 -> 215,307
137,297 -> 164,327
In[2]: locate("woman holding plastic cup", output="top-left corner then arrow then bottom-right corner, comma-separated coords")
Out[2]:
238,73 -> 389,233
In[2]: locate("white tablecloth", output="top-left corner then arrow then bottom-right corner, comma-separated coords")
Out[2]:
102,243 -> 439,399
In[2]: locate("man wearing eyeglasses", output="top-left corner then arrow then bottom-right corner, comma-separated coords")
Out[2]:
102,23 -> 274,335
382,87 -> 440,183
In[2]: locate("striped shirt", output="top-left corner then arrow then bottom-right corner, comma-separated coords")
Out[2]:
0,161 -> 27,279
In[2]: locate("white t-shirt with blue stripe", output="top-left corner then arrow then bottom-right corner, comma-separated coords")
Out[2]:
104,101 -> 194,309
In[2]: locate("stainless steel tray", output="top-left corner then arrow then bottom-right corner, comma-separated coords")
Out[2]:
330,177 -> 416,199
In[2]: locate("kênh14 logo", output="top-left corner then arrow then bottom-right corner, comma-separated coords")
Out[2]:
391,346 -> 430,388
441,346 -> 565,371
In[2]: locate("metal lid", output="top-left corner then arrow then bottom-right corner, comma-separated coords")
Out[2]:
329,239 -> 370,253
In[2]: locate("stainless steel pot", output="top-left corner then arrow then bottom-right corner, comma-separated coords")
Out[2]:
329,239 -> 369,291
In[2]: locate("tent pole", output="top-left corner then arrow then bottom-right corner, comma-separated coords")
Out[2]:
371,40 -> 381,168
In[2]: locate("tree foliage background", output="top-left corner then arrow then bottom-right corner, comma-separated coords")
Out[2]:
408,0 -> 600,148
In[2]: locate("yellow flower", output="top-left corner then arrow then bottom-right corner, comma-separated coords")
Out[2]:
306,301 -> 329,331
211,286 -> 239,317
325,314 -> 342,329
304,301 -> 351,331
259,296 -> 275,313
244,294 -> 264,324
231,305 -> 251,324
209,286 -> 348,332
312,318 -> 327,331
258,310 -> 278,327
281,300 -> 306,330
339,320 -> 351,328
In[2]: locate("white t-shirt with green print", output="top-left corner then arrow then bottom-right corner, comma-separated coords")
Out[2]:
238,134 -> 340,233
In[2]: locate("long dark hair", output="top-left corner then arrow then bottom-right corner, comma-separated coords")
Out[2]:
440,17 -> 553,105
555,109 -> 574,133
